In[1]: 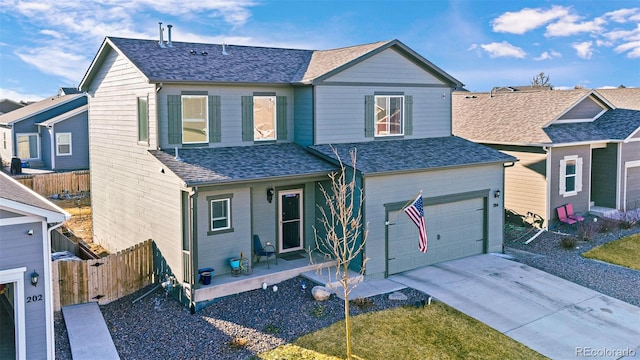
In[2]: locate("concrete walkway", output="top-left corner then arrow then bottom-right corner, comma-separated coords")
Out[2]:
390,254 -> 640,360
62,302 -> 120,360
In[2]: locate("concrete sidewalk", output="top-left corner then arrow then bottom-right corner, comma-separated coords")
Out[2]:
390,254 -> 640,359
62,302 -> 120,360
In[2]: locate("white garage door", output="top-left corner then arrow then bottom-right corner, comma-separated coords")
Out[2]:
626,165 -> 640,211
387,197 -> 485,275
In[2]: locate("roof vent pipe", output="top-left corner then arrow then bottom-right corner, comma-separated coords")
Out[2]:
167,24 -> 173,47
158,22 -> 166,48
222,43 -> 228,55
175,147 -> 181,161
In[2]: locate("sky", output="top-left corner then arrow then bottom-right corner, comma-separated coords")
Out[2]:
0,0 -> 639,102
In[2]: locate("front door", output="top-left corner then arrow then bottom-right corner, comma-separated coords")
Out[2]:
279,189 -> 303,253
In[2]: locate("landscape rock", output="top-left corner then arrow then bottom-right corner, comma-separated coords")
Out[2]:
388,291 -> 408,301
312,286 -> 332,301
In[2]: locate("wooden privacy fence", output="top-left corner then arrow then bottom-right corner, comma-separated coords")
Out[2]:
13,170 -> 90,196
52,239 -> 153,311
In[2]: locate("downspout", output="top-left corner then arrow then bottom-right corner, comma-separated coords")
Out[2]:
49,125 -> 55,170
543,146 -> 551,229
155,83 -> 163,150
189,187 -> 198,314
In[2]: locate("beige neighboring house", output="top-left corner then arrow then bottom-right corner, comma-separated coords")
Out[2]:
453,88 -> 640,228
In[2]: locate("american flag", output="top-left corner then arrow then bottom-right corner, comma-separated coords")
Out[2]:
403,195 -> 428,253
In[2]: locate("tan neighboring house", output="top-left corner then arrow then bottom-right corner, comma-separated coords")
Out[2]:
453,88 -> 640,228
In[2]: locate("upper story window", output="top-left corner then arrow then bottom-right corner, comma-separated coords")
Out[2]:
365,94 -> 412,138
137,96 -> 149,143
182,95 -> 208,144
56,133 -> 72,156
167,94 -> 221,145
254,96 -> 276,141
559,155 -> 583,197
242,95 -> 287,142
375,96 -> 404,136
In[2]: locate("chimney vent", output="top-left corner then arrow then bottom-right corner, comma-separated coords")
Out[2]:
167,24 -> 173,47
158,22 -> 166,48
222,43 -> 228,55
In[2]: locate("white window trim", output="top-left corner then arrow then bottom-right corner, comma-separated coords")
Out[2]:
253,95 -> 277,142
374,95 -> 404,137
0,267 -> 27,360
16,133 -> 40,160
56,132 -> 72,156
181,95 -> 208,144
559,155 -> 583,197
210,198 -> 231,231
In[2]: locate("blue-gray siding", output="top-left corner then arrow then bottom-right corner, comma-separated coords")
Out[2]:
293,87 -> 313,146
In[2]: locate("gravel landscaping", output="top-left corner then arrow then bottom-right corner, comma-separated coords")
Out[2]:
504,218 -> 640,307
54,277 -> 427,359
54,219 -> 640,359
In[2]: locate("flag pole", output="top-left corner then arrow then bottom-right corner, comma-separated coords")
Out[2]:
385,190 -> 423,226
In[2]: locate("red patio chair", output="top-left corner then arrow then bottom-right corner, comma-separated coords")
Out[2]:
557,206 -> 577,225
565,203 -> 584,222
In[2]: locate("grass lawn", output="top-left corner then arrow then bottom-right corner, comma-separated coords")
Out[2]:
582,233 -> 640,270
259,302 -> 547,360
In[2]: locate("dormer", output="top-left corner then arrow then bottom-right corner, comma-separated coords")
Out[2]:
550,92 -> 613,124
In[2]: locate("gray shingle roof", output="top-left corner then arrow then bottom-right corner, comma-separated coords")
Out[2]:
308,137 -> 516,175
544,109 -> 640,143
0,93 -> 85,126
150,143 -> 338,186
0,172 -> 69,220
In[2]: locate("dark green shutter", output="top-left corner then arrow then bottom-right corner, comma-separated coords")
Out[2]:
404,95 -> 413,136
241,96 -> 253,142
168,95 -> 182,144
364,95 -> 374,137
276,96 -> 287,140
208,95 -> 221,143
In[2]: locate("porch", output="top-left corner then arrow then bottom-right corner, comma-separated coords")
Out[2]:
193,252 -> 336,302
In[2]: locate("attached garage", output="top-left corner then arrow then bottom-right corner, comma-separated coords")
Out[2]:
386,192 -> 487,275
625,163 -> 640,211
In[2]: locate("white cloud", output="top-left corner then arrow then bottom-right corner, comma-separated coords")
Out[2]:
534,50 -> 561,61
0,87 -> 45,102
15,46 -> 89,83
572,41 -> 594,59
545,15 -> 606,37
605,24 -> 640,41
604,8 -> 640,23
480,41 -> 526,58
615,40 -> 640,58
39,29 -> 64,39
492,5 -> 569,34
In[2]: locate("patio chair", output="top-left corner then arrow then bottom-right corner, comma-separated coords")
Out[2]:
557,205 -> 577,226
253,235 -> 277,269
565,203 -> 584,222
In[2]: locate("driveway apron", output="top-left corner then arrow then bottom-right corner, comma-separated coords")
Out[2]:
390,254 -> 640,359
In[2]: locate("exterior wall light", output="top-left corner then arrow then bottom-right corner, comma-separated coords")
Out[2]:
494,189 -> 501,198
31,271 -> 39,287
267,188 -> 274,203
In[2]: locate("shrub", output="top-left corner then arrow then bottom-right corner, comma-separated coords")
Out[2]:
310,304 -> 325,318
263,324 -> 280,334
561,237 -> 577,249
576,220 -> 599,241
616,211 -> 639,229
597,217 -> 618,233
351,297 -> 374,310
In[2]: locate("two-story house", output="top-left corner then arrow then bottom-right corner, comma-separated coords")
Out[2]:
79,33 -> 514,310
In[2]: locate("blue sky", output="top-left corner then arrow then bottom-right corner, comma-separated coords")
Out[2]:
1,0 -> 639,101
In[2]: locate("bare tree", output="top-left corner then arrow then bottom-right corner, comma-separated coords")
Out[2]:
531,72 -> 552,88
312,146 -> 368,360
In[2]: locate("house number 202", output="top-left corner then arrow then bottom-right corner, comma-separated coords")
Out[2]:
27,295 -> 43,303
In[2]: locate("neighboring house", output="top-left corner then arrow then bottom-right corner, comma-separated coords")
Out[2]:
79,34 -> 514,309
0,88 -> 88,171
452,88 -> 640,227
0,172 -> 71,359
0,99 -> 25,115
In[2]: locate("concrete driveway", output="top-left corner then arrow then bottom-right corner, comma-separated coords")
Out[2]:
390,254 -> 640,359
